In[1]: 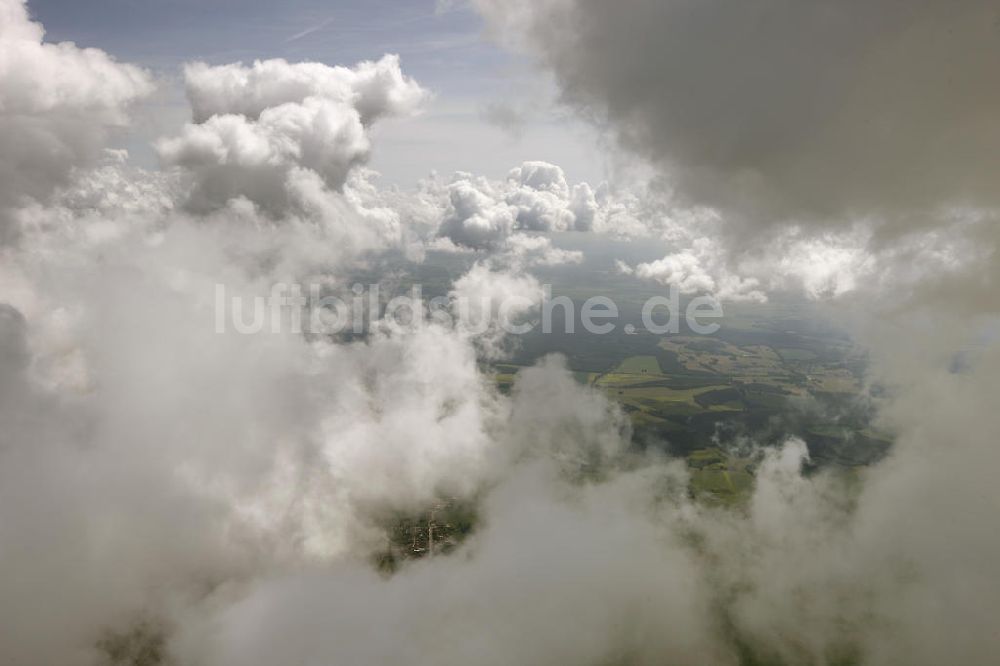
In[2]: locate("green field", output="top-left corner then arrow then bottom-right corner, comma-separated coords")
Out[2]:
777,347 -> 819,362
491,314 -> 886,503
469,267 -> 889,502
611,355 -> 663,375
687,449 -> 756,506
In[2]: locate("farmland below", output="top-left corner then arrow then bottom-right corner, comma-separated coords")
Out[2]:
486,246 -> 891,507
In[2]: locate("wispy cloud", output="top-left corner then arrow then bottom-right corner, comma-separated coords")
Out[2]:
285,16 -> 335,43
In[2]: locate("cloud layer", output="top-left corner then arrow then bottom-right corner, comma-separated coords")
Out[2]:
0,2 -> 999,665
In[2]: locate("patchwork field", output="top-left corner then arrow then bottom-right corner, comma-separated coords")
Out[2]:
491,300 -> 889,504
687,448 -> 756,506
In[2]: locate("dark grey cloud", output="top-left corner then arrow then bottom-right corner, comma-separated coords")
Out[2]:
478,0 -> 1000,229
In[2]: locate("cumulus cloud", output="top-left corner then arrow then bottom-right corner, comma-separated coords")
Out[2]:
158,55 -> 427,216
434,160 -> 648,252
183,54 -> 426,125
436,174 -> 517,249
0,0 -> 152,240
632,246 -> 765,303
502,232 -> 582,267
506,160 -> 592,232
633,251 -> 714,294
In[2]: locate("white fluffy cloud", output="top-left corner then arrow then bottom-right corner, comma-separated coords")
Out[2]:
183,54 -> 426,125
0,0 -> 152,240
505,161 -> 598,233
433,160 -> 648,251
158,55 -> 427,217
620,232 -> 766,303
436,174 -> 517,249
502,232 -> 582,267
